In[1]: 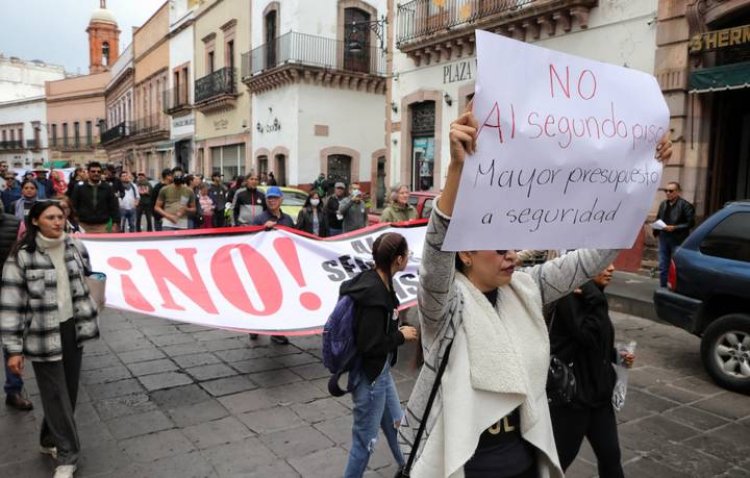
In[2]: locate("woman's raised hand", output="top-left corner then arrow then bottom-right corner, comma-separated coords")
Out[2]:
656,133 -> 673,163
449,103 -> 478,166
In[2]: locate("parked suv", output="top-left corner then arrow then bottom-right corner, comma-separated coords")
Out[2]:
653,201 -> 750,393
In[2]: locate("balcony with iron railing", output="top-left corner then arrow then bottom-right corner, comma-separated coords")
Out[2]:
241,31 -> 387,94
132,114 -> 169,143
26,139 -> 40,150
163,87 -> 192,116
52,137 -> 98,152
0,140 -> 24,151
194,67 -> 237,113
100,121 -> 133,145
396,0 -> 597,65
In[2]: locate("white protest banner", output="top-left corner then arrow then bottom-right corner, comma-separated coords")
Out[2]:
443,30 -> 670,251
81,223 -> 427,335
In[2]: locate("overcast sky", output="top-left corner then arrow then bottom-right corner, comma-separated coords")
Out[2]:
0,0 -> 166,74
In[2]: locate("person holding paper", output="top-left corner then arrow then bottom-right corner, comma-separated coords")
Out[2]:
653,182 -> 695,287
398,106 -> 671,478
547,264 -> 634,478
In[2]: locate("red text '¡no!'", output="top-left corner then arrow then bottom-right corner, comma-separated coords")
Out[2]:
106,237 -> 322,316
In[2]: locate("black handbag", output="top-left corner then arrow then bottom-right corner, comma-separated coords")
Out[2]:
395,341 -> 453,478
545,307 -> 577,405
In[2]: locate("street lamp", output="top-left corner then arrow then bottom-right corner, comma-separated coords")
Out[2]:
346,15 -> 387,54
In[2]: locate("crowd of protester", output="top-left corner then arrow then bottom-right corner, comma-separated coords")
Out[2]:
0,104 -> 677,478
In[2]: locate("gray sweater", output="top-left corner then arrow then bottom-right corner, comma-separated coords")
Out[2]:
337,196 -> 368,232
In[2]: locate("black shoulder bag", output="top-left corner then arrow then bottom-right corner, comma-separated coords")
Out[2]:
396,341 -> 453,478
545,304 -> 577,405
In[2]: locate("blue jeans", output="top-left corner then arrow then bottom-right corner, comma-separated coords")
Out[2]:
344,361 -> 405,478
658,234 -> 681,287
329,227 -> 343,236
120,208 -> 136,232
3,349 -> 23,395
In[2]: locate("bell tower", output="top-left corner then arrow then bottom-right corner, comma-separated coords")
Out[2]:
87,0 -> 120,74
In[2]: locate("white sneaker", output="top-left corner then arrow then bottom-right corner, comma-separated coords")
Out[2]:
53,464 -> 77,478
39,445 -> 57,459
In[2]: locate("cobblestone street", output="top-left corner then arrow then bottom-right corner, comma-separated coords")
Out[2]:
1,308 -> 748,477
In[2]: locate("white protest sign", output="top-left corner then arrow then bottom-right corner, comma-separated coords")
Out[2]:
443,30 -> 670,251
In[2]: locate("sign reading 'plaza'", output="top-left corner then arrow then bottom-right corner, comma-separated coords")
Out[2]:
689,24 -> 750,53
443,59 -> 477,84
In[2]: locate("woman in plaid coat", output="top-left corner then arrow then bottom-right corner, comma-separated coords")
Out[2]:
1,201 -> 99,478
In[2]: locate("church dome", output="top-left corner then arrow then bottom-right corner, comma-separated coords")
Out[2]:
90,7 -> 117,26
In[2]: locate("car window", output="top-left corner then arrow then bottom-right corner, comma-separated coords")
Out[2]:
699,211 -> 750,263
283,192 -> 308,206
408,196 -> 419,207
421,199 -> 434,219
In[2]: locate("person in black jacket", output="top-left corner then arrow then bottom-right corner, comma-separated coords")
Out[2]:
0,212 -> 32,411
654,181 -> 695,287
296,191 -> 328,237
340,232 -> 418,478
326,182 -> 346,236
69,162 -> 120,233
548,263 -> 634,478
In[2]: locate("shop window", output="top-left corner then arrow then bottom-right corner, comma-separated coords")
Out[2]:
410,101 -> 436,191
212,144 -> 246,180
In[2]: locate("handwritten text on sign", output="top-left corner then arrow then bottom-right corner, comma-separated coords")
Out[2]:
443,31 -> 670,251
81,225 -> 426,335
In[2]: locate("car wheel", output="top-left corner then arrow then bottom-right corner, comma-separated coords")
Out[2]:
700,314 -> 750,394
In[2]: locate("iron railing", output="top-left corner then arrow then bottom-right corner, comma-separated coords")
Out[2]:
0,140 -> 24,150
396,0 -> 536,45
26,139 -> 40,150
163,86 -> 191,114
241,31 -> 386,78
56,137 -> 98,151
194,67 -> 236,104
101,121 -> 133,144
133,114 -> 169,137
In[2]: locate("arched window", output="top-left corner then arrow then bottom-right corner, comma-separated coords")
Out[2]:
102,42 -> 110,66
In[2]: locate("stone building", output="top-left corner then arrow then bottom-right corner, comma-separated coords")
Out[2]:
655,0 -> 750,218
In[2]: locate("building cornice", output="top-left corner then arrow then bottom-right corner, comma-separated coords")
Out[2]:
244,64 -> 386,95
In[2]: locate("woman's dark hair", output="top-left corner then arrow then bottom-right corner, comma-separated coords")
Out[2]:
20,179 -> 38,193
455,253 -> 466,273
12,201 -> 65,257
371,232 -> 408,272
303,191 -> 323,211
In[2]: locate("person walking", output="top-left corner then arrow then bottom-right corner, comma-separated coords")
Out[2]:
69,162 -> 120,233
153,168 -> 196,232
117,171 -> 139,233
233,173 -> 266,226
326,182 -> 347,236
654,181 -> 695,287
135,173 -> 154,232
380,184 -> 417,223
397,106 -> 672,477
0,210 -> 32,411
250,186 -> 294,345
197,183 -> 215,229
14,179 -> 39,221
548,264 -> 632,478
296,191 -> 328,237
1,201 -> 101,478
208,172 -> 228,228
151,168 -> 173,232
341,232 -> 419,477
338,183 -> 368,233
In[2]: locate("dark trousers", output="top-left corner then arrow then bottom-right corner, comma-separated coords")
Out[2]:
32,320 -> 83,466
136,204 -> 153,232
658,234 -> 681,287
3,349 -> 23,395
550,403 -> 624,478
213,211 -> 226,228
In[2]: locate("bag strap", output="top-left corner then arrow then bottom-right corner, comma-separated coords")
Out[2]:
402,340 -> 453,476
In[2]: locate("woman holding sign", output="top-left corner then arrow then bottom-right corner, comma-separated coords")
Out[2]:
397,105 -> 671,478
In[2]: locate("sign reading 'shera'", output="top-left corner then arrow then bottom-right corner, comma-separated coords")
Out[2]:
443,30 -> 669,251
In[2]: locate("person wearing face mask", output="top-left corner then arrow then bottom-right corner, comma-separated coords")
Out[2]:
2,201 -> 100,478
296,191 -> 329,237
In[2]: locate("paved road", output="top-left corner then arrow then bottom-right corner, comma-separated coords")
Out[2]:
1,308 -> 748,477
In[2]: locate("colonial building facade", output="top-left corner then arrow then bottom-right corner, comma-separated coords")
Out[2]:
655,0 -> 750,218
101,45 -> 135,168
193,0 -> 252,180
241,0 -> 387,193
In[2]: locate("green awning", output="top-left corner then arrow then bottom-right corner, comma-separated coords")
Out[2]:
689,61 -> 750,93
